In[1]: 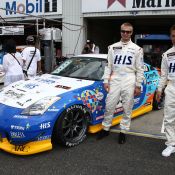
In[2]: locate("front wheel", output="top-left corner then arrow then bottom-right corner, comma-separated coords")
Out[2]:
53,105 -> 89,147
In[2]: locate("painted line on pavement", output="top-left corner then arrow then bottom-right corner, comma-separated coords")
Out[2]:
110,129 -> 166,140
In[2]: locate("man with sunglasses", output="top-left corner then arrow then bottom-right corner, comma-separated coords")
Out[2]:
157,25 -> 175,157
97,22 -> 144,144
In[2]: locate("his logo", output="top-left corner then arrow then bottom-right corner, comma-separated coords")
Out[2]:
107,0 -> 126,8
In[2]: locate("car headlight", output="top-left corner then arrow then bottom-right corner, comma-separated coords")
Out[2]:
21,96 -> 61,115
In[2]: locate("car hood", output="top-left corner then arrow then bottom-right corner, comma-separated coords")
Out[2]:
0,74 -> 94,109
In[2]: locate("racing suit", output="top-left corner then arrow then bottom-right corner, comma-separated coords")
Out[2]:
102,40 -> 144,132
158,46 -> 175,146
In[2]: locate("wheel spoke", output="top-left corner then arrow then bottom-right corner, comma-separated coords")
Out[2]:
73,128 -> 79,136
70,128 -> 74,138
77,118 -> 83,123
64,128 -> 71,137
62,122 -> 72,129
74,111 -> 80,121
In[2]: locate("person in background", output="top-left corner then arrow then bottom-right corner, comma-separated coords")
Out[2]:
56,48 -> 67,66
97,22 -> 144,144
22,35 -> 42,79
2,39 -> 24,86
157,24 -> 175,157
87,40 -> 100,54
82,42 -> 93,54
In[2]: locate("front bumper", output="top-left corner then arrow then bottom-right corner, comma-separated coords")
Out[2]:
0,138 -> 52,155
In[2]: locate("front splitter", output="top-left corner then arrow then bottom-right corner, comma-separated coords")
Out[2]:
0,138 -> 52,155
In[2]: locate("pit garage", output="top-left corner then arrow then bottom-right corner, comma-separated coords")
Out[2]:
85,16 -> 173,67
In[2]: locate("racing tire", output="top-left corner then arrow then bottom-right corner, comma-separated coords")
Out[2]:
53,105 -> 89,147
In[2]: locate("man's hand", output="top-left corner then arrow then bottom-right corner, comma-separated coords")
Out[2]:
104,83 -> 110,93
134,86 -> 141,96
156,91 -> 162,102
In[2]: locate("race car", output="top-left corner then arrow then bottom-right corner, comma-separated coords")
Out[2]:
0,54 -> 160,155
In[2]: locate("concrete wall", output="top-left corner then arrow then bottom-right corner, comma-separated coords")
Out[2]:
62,0 -> 86,57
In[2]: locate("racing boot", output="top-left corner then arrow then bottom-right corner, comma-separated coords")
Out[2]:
118,132 -> 126,144
97,130 -> 109,140
162,146 -> 175,157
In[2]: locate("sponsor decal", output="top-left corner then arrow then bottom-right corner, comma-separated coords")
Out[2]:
16,101 -> 24,106
10,131 -> 25,138
113,46 -> 122,50
134,97 -> 140,104
11,125 -> 25,131
114,107 -> 123,113
168,62 -> 175,73
114,55 -> 132,65
5,0 -> 58,16
167,52 -> 175,57
38,79 -> 55,84
26,123 -> 30,130
55,85 -> 71,90
38,135 -> 51,141
66,105 -> 86,113
12,83 -> 21,88
12,145 -> 30,152
48,108 -> 59,112
16,88 -> 27,92
5,90 -> 24,99
144,102 -> 151,106
39,122 -> 51,129
96,92 -> 104,101
23,83 -> 39,89
50,76 -> 61,80
13,115 -> 28,119
96,115 -> 104,120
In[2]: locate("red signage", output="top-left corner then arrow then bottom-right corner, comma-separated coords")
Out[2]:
108,0 -> 126,8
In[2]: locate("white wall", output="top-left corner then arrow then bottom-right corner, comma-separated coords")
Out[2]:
62,0 -> 86,57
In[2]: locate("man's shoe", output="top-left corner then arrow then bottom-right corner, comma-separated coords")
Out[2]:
97,130 -> 109,140
118,132 -> 126,144
162,146 -> 175,157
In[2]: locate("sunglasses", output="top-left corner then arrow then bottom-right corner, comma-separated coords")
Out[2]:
121,30 -> 132,34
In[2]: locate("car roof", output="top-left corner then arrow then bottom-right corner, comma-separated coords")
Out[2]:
75,54 -> 107,59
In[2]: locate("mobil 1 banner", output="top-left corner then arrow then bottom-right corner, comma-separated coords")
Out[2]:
0,0 -> 62,18
82,0 -> 175,13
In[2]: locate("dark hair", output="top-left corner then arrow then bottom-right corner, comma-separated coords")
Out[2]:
170,25 -> 175,33
26,35 -> 35,45
5,39 -> 16,53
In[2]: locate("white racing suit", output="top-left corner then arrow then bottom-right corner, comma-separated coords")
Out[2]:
102,40 -> 144,132
158,46 -> 175,146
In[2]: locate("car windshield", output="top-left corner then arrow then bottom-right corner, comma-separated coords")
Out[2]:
52,57 -> 107,81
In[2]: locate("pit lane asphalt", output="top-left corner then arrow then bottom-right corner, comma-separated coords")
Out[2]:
0,132 -> 175,175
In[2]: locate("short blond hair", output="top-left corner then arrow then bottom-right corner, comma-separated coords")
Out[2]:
121,22 -> 133,30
